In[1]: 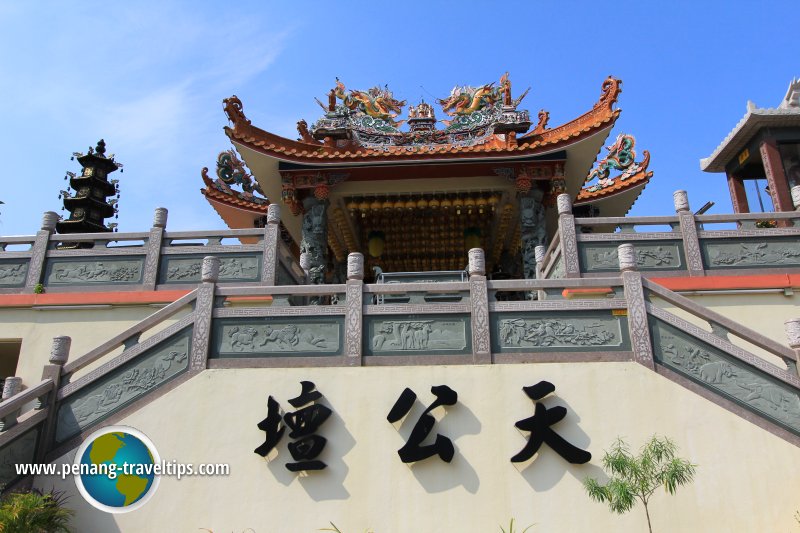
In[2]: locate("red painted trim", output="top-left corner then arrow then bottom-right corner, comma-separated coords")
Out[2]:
651,274 -> 800,291
226,296 -> 274,303
562,288 -> 614,299
0,290 -> 192,308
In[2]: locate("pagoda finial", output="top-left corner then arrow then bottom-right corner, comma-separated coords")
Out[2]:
95,139 -> 106,157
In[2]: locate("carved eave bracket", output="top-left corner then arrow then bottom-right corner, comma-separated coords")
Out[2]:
280,171 -> 350,215
596,76 -> 623,113
297,120 -> 323,145
531,110 -> 550,135
223,95 -> 252,134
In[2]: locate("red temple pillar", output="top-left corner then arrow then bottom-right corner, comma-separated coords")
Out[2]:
726,171 -> 749,213
759,137 -> 794,212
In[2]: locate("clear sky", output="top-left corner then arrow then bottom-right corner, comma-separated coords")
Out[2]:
0,1 -> 796,236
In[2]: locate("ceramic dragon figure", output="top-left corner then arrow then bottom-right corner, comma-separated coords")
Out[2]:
438,82 -> 501,116
216,150 -> 265,197
333,79 -> 406,126
586,134 -> 637,184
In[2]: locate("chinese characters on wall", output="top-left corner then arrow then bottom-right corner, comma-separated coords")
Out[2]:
254,380 -> 590,473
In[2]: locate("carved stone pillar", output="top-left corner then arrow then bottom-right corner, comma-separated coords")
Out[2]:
726,172 -> 749,214
0,377 -> 22,431
760,137 -> 794,212
143,207 -> 168,290
261,204 -> 281,285
344,253 -> 364,365
673,190 -> 705,276
792,185 -> 800,210
556,193 -> 581,278
24,211 -> 59,293
49,336 -> 71,366
300,196 -> 329,285
519,189 -> 546,280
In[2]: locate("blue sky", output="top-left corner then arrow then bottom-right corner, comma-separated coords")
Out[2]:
0,1 -> 796,236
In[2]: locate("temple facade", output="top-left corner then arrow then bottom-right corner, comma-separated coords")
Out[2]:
0,76 -> 796,532
203,74 -> 652,284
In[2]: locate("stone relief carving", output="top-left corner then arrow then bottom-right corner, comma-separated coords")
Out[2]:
498,317 -> 621,348
0,262 -> 28,286
520,194 -> 546,280
0,428 -> 38,487
47,258 -> 143,284
164,255 -> 259,282
217,322 -> 339,354
583,244 -> 681,271
369,318 -> 467,352
545,255 -> 564,279
705,241 -> 800,268
56,334 -> 190,442
653,321 -> 800,433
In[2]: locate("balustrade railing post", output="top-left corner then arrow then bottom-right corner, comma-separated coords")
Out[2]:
784,318 -> 800,377
674,190 -> 705,276
0,377 -> 23,431
190,256 -> 219,371
142,207 -> 168,290
534,245 -> 547,300
35,336 -> 70,462
344,252 -> 364,366
619,244 -> 655,370
468,248 -> 491,363
261,204 -> 281,285
557,194 -> 581,278
23,211 -> 58,293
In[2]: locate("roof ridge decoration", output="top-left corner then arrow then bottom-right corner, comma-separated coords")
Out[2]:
309,73 -> 531,150
780,77 -> 800,109
581,133 -> 652,196
222,75 -> 623,163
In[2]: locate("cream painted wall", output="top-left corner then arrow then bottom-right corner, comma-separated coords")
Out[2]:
35,363 -> 800,533
0,305 -> 190,385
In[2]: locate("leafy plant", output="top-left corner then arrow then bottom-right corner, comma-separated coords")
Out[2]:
0,489 -> 73,533
583,435 -> 696,533
500,518 -> 534,532
33,284 -> 44,294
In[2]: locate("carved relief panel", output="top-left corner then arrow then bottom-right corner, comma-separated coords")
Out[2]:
213,318 -> 343,357
45,257 -> 144,285
55,329 -> 192,443
703,238 -> 800,269
160,254 -> 261,284
492,311 -> 629,353
579,241 -> 684,273
651,319 -> 800,435
365,315 -> 472,356
0,260 -> 29,287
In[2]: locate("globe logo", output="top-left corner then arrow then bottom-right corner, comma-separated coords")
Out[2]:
73,426 -> 161,513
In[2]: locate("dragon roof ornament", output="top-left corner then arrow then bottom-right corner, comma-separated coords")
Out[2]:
582,133 -> 651,194
203,149 -> 268,206
309,73 -> 532,149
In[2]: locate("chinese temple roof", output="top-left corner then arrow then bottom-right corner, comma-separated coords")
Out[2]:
701,77 -> 800,172
203,74 -> 656,254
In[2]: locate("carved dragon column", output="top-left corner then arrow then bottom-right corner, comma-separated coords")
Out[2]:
516,170 -> 547,281
300,188 -> 330,303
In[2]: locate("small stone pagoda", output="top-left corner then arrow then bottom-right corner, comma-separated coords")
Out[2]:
57,139 -> 121,236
